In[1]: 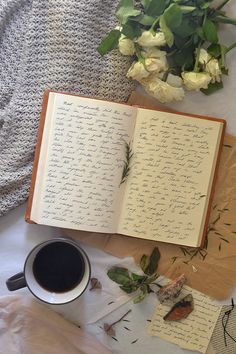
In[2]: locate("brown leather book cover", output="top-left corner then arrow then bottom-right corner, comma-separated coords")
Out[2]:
25,90 -> 226,248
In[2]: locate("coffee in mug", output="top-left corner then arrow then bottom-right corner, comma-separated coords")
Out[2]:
6,238 -> 91,304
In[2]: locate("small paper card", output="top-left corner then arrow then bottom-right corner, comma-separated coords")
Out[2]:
147,285 -> 222,354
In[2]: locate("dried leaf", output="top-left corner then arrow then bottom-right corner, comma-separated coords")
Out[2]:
157,274 -> 186,303
90,277 -> 102,291
164,294 -> 194,321
103,323 -> 116,336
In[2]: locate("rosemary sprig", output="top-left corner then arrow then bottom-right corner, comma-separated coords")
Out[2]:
120,141 -> 133,186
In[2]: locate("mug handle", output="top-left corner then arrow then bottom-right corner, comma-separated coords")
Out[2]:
6,272 -> 27,291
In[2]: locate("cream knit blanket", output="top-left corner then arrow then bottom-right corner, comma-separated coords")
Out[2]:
0,0 -> 133,215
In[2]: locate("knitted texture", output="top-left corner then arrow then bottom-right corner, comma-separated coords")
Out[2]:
0,0 -> 134,216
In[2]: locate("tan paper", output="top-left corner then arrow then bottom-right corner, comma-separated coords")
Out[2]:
64,92 -> 236,300
147,285 -> 222,354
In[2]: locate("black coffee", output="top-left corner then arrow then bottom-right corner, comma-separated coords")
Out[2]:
33,242 -> 85,293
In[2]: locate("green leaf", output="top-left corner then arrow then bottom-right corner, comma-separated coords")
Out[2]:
207,43 -> 222,58
179,5 -> 196,13
140,254 -> 150,274
201,81 -> 223,95
203,19 -> 218,43
200,2 -> 211,9
122,21 -> 141,39
138,14 -> 155,26
196,27 -> 206,40
160,15 -> 174,47
173,19 -> 196,38
146,272 -> 159,284
131,273 -> 146,281
146,0 -> 166,16
140,0 -> 152,9
145,247 -> 161,275
116,0 -> 141,24
221,67 -> 229,75
97,30 -> 121,56
172,48 -> 194,70
120,284 -> 138,293
107,267 -> 132,285
163,3 -> 183,29
133,285 -> 148,303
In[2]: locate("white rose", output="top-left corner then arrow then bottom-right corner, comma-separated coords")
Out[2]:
199,49 -> 221,83
141,47 -> 167,59
182,71 -> 211,91
136,31 -> 166,47
140,73 -> 185,103
166,73 -> 183,88
145,57 -> 167,73
126,61 -> 150,81
118,35 -> 135,56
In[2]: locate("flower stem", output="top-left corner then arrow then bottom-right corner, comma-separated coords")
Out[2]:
213,15 -> 236,25
151,282 -> 163,288
226,42 -> 236,54
150,16 -> 160,33
216,0 -> 231,11
106,309 -> 132,331
194,44 -> 201,72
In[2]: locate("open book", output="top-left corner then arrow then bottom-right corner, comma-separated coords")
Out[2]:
26,91 -> 226,247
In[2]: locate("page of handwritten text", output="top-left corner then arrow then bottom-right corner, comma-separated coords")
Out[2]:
35,93 -> 136,232
118,108 -> 223,246
147,285 -> 222,353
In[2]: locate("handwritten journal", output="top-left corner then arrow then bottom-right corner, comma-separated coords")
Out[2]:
26,91 -> 225,247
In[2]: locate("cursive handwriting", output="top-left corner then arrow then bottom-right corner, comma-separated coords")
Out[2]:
119,109 -> 222,245
147,285 -> 222,353
40,94 -> 136,231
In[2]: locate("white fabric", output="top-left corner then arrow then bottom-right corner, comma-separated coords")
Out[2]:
0,295 -> 112,354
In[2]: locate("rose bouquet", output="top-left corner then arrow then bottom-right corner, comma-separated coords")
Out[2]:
97,0 -> 236,103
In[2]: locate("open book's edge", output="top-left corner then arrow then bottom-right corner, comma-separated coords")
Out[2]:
25,90 -> 51,223
199,120 -> 226,248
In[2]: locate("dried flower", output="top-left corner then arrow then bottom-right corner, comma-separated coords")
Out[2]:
126,61 -> 149,81
141,73 -> 185,103
118,35 -> 135,56
136,30 -> 166,47
89,277 -> 102,291
182,71 -> 211,91
199,49 -> 221,83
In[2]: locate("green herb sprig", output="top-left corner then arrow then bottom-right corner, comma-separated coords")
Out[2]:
107,247 -> 161,303
120,141 -> 133,186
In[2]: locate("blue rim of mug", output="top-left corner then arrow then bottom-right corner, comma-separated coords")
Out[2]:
23,237 -> 91,305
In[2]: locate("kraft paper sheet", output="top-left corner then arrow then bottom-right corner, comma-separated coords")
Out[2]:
65,92 -> 236,300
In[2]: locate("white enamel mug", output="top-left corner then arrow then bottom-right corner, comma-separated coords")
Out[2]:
6,238 -> 91,305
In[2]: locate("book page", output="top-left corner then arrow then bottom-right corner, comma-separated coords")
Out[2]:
118,108 -> 223,246
147,285 -> 222,353
31,93 -> 136,232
